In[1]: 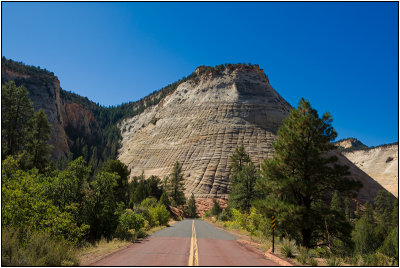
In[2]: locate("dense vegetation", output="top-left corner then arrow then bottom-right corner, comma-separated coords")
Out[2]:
1,81 -> 190,266
204,99 -> 398,266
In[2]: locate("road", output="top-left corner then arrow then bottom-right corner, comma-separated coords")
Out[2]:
90,219 -> 280,266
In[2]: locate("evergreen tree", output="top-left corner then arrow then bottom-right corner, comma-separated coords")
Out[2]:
103,159 -> 130,205
331,190 -> 343,214
257,98 -> 362,248
230,146 -> 251,175
166,162 -> 186,207
344,197 -> 353,221
25,109 -> 53,172
186,193 -> 198,218
229,161 -> 261,212
159,192 -> 170,209
210,199 -> 223,216
1,81 -> 34,158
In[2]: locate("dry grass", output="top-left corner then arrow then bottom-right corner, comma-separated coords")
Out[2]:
77,238 -> 131,266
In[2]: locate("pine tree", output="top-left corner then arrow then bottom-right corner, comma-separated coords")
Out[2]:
166,162 -> 186,207
331,190 -> 343,213
186,193 -> 198,218
344,197 -> 353,221
210,199 -> 222,216
1,81 -> 34,158
257,98 -> 362,248
103,159 -> 130,205
229,160 -> 261,212
25,109 -> 53,172
230,146 -> 251,175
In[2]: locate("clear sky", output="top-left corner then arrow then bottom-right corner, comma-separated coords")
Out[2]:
2,2 -> 398,147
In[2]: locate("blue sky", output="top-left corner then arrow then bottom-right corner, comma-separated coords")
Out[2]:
2,2 -> 398,146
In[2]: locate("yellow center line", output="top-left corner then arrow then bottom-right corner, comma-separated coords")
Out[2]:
188,220 -> 199,266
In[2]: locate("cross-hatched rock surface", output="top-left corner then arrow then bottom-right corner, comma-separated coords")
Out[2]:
119,65 -> 292,198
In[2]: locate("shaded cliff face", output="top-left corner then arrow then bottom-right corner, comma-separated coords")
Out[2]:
2,61 -> 102,160
2,68 -> 70,159
118,65 -> 290,198
342,143 -> 398,197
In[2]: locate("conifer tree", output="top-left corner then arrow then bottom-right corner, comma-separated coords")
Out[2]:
331,190 -> 343,213
25,109 -> 53,172
257,98 -> 362,248
166,161 -> 186,207
186,193 -> 198,218
229,160 -> 261,212
1,81 -> 34,158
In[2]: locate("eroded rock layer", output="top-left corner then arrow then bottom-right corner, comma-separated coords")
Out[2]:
119,65 -> 292,198
343,144 -> 398,197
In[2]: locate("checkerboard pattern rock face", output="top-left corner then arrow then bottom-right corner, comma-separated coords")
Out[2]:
118,65 -> 292,198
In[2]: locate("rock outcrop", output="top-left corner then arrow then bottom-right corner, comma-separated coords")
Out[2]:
342,143 -> 398,197
118,64 -> 387,202
119,64 -> 292,199
1,59 -> 103,160
2,67 -> 70,159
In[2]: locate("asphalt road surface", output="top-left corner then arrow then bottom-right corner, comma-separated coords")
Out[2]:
90,219 -> 280,266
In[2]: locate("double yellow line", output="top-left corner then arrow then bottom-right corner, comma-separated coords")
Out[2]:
188,220 -> 199,266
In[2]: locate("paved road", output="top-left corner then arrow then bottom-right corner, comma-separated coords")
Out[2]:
90,219 -> 280,266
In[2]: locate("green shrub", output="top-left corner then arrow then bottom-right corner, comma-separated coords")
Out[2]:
141,197 -> 158,208
280,240 -> 295,258
310,257 -> 318,266
147,205 -> 170,227
363,252 -> 397,266
1,228 -> 78,266
296,247 -> 310,264
204,210 -> 211,218
312,246 -> 330,258
327,257 -> 342,266
114,209 -> 145,240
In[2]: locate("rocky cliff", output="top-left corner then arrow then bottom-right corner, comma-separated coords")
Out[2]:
1,58 -> 103,161
118,64 -> 386,202
339,140 -> 398,197
2,65 -> 70,159
119,64 -> 291,199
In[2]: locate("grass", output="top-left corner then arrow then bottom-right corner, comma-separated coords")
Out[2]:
77,238 -> 131,266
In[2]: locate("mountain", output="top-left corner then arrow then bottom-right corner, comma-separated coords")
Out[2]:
118,64 -> 387,202
335,138 -> 398,197
335,138 -> 368,152
1,59 -> 390,202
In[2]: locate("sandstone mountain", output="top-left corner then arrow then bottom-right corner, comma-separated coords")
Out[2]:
336,138 -> 398,197
118,64 -> 387,202
335,138 -> 368,151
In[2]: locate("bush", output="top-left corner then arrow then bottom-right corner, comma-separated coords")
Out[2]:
363,252 -> 397,266
327,257 -> 342,266
204,210 -> 211,218
310,258 -> 318,266
1,228 -> 78,266
114,210 -> 145,240
312,246 -> 330,258
280,240 -> 295,258
296,247 -> 310,264
147,205 -> 170,227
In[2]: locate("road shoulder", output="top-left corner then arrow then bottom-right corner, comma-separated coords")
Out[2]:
203,218 -> 294,266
